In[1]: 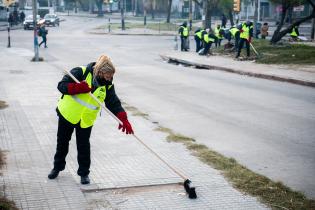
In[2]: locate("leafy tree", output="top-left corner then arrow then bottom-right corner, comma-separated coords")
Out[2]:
270,0 -> 315,43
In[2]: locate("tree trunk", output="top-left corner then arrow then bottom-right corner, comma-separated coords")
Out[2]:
271,11 -> 315,44
189,0 -> 192,31
228,9 -> 234,26
311,17 -> 315,40
202,0 -> 207,28
89,0 -> 94,14
151,0 -> 155,19
270,4 -> 288,44
166,0 -> 172,23
205,7 -> 211,29
253,0 -> 258,38
96,0 -> 103,16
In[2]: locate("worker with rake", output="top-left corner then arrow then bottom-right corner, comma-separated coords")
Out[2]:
48,55 -> 134,184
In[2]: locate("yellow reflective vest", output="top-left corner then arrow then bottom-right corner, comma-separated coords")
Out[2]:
180,26 -> 189,37
57,66 -> 112,128
203,34 -> 215,43
291,26 -> 298,37
230,27 -> 239,37
240,23 -> 252,40
215,27 -> 223,39
195,29 -> 204,40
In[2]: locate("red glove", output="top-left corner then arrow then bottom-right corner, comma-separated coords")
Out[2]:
116,112 -> 134,134
67,81 -> 91,95
240,29 -> 244,33
248,37 -> 252,43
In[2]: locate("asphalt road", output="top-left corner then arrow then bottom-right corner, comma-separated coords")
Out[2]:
1,15 -> 314,199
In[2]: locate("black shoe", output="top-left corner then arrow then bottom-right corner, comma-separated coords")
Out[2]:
80,175 -> 90,185
48,169 -> 59,179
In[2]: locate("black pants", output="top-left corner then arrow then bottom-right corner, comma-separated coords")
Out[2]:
39,36 -> 47,47
53,113 -> 92,176
194,36 -> 202,52
237,38 -> 250,57
203,42 -> 213,55
215,38 -> 222,48
180,37 -> 188,51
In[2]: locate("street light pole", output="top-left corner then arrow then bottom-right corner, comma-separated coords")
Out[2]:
32,0 -> 39,61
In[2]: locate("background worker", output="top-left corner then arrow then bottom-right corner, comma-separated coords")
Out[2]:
214,24 -> 224,48
228,25 -> 240,51
48,55 -> 134,185
194,27 -> 205,52
290,25 -> 300,41
200,28 -> 216,56
236,21 -> 253,58
178,21 -> 189,51
260,22 -> 269,39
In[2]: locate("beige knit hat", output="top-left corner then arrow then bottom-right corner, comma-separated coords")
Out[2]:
93,55 -> 116,76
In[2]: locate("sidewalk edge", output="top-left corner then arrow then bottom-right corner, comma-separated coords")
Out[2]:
160,54 -> 315,88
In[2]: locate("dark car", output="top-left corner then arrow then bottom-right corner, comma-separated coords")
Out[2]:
44,14 -> 59,27
23,15 -> 41,30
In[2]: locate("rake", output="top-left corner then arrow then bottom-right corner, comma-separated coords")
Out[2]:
65,70 -> 197,199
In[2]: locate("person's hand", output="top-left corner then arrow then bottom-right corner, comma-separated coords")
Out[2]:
240,29 -> 244,33
248,37 -> 252,43
116,112 -> 134,134
67,81 -> 91,95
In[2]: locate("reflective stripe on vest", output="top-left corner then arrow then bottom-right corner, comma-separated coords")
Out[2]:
57,66 -> 112,128
195,30 -> 204,39
291,27 -> 298,37
240,23 -> 250,39
230,27 -> 239,37
180,26 -> 189,37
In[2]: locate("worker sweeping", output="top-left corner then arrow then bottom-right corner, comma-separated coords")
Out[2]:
236,20 -> 253,59
48,54 -> 134,185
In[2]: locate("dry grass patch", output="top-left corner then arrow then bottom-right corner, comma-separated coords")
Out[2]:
154,126 -> 315,210
0,101 -> 8,109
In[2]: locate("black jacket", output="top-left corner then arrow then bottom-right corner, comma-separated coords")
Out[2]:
57,62 -> 125,115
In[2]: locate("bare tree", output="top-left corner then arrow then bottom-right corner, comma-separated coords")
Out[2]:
270,0 -> 315,44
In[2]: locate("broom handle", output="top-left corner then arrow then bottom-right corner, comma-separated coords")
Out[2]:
64,70 -> 187,181
250,43 -> 259,56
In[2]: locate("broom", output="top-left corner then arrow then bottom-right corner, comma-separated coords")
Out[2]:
65,70 -> 197,199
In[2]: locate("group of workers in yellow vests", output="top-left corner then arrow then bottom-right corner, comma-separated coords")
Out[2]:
179,20 -> 303,58
179,20 -> 254,58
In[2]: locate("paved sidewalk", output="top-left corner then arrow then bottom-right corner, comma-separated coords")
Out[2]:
0,47 -> 270,209
160,50 -> 315,88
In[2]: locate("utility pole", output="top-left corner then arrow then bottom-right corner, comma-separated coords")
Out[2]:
32,0 -> 39,61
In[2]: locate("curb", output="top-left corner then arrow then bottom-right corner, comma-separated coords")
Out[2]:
160,54 -> 315,88
89,31 -> 175,36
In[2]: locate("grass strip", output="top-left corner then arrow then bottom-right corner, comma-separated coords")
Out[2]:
97,22 -> 199,32
0,150 -> 18,210
214,39 -> 315,65
155,126 -> 315,210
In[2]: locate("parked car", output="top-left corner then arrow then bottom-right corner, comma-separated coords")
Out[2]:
23,15 -> 41,30
44,14 -> 59,27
